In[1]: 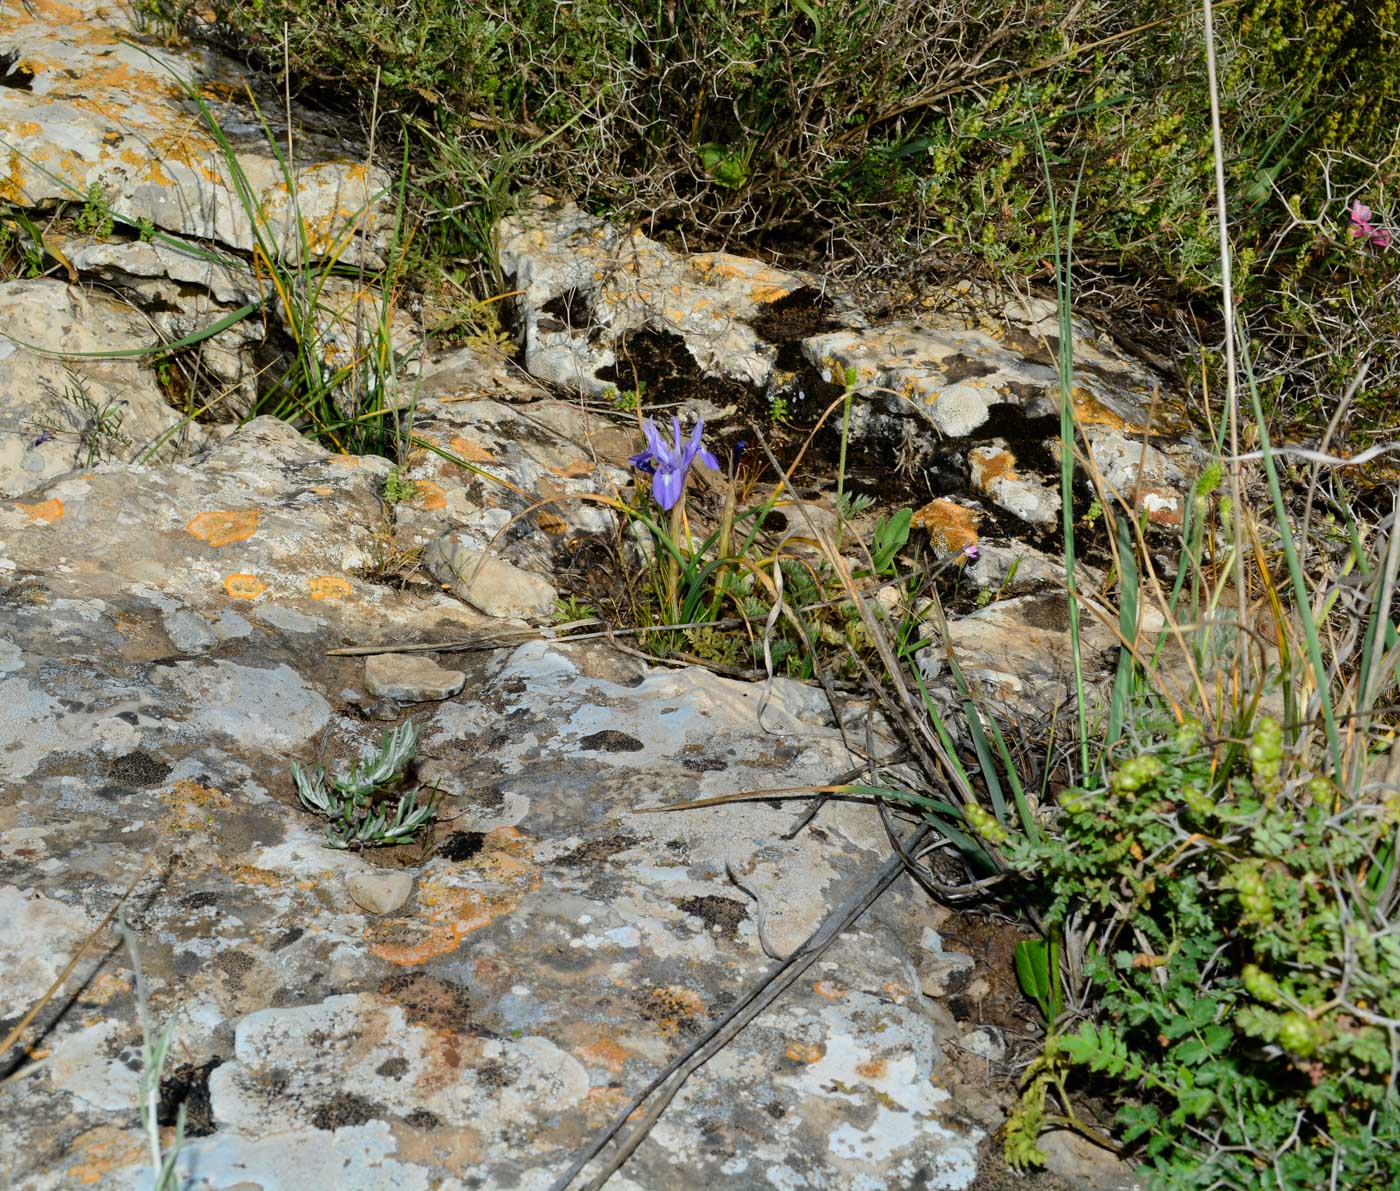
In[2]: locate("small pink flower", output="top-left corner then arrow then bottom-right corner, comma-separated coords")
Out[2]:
1350,201 -> 1393,249
962,544 -> 979,560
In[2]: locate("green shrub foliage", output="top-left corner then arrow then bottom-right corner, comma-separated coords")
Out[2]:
159,1 -> 1397,409
1004,713 -> 1400,1188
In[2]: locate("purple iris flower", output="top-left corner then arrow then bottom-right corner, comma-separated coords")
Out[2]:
629,416 -> 719,510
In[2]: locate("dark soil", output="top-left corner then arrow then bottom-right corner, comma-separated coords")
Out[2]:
158,1059 -> 220,1137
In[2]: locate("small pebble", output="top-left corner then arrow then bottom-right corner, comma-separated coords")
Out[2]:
346,870 -> 414,915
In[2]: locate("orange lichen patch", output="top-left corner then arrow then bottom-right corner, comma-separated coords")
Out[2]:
548,459 -> 594,479
576,1037 -> 632,1074
813,980 -> 848,1001
1071,386 -> 1136,431
223,573 -> 266,600
229,864 -> 281,887
910,498 -> 980,554
968,445 -> 1017,492
311,485 -> 333,496
637,985 -> 706,1041
882,980 -> 912,1002
534,481 -> 568,534
856,1057 -> 889,1079
0,152 -> 27,204
13,121 -> 42,138
369,832 -> 540,965
330,452 -> 365,466
689,252 -> 800,303
78,972 -> 131,1005
449,435 -> 497,463
584,1085 -> 629,1112
187,509 -> 259,546
308,575 -> 353,601
149,127 -> 219,167
536,509 -> 567,534
162,779 -> 231,832
65,1126 -> 146,1187
366,888 -> 518,966
785,1040 -> 825,1064
14,497 -> 63,523
412,480 -> 448,511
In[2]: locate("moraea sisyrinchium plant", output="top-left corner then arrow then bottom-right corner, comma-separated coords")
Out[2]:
629,416 -> 719,510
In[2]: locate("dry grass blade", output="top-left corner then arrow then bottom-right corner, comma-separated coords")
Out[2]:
0,859 -> 153,1084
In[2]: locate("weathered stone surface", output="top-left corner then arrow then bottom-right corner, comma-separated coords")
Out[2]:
499,198 -> 835,397
424,533 -> 559,620
956,1026 -> 1007,1064
414,341 -> 549,406
1,402 -> 982,1189
0,5 -> 1201,1179
391,398 -> 627,572
0,0 -> 391,266
1038,1128 -> 1143,1190
363,653 -> 467,702
969,442 -> 1060,526
922,593 -> 1118,719
0,279 -> 210,495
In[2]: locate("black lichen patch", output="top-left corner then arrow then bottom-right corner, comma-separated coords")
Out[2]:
555,832 -> 639,867
214,950 -> 255,989
180,890 -> 219,910
578,729 -> 644,753
475,1059 -> 515,1089
681,756 -> 727,773
437,830 -> 487,861
677,895 -> 748,941
159,1060 -> 220,1137
378,971 -> 473,1032
403,1108 -> 441,1129
376,1056 -> 410,1079
106,750 -> 172,787
270,926 -> 304,951
310,1090 -> 383,1131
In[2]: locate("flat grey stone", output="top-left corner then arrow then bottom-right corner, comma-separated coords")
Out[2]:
957,1026 -> 1007,1063
363,653 -> 466,702
425,534 -> 557,620
918,950 -> 977,998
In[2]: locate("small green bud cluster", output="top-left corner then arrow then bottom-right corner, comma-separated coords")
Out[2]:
1249,716 -> 1284,797
1111,754 -> 1164,795
963,801 -> 1010,846
1224,860 -> 1274,925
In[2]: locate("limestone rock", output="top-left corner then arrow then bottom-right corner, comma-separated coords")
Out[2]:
424,533 -> 558,620
1039,1128 -> 1144,1190
498,198 -> 827,397
0,279 -> 210,496
0,0 -> 391,265
969,442 -> 1060,526
918,950 -> 978,999
956,1026 -> 1007,1063
363,653 -> 466,702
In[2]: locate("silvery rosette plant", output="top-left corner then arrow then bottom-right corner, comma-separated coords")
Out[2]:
292,720 -> 436,849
